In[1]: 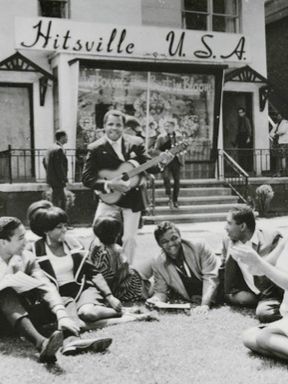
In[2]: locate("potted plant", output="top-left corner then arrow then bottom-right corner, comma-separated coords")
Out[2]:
255,184 -> 274,217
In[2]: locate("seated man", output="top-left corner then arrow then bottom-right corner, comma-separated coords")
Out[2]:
0,217 -> 111,363
146,221 -> 220,314
230,238 -> 288,361
222,205 -> 283,322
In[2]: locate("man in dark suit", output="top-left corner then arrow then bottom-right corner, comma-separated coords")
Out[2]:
222,205 -> 283,323
43,130 -> 68,210
154,119 -> 183,209
82,110 -> 172,264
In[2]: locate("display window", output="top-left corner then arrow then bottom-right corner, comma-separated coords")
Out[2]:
77,64 -> 219,162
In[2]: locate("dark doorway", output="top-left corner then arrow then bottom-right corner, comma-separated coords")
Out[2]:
223,91 -> 254,173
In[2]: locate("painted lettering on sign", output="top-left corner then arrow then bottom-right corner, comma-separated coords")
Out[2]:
15,17 -> 250,64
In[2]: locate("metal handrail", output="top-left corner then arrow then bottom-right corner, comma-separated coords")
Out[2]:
220,150 -> 249,203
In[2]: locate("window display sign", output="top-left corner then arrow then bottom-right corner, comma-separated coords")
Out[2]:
15,17 -> 250,65
77,67 -> 215,161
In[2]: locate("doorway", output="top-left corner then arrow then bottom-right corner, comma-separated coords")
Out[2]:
223,91 -> 254,172
0,84 -> 34,181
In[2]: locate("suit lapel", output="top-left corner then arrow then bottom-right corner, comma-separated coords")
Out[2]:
122,136 -> 130,161
104,139 -> 119,160
166,260 -> 190,301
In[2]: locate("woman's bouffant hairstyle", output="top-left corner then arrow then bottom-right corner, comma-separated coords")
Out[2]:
93,216 -> 122,246
29,206 -> 68,237
27,200 -> 53,223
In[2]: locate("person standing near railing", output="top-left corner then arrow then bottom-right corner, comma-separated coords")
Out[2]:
235,108 -> 253,172
43,130 -> 68,211
270,113 -> 288,176
154,119 -> 183,209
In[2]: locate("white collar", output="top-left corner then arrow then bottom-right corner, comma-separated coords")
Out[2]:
106,136 -> 123,147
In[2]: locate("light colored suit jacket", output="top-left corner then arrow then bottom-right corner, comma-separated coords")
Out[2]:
151,239 -> 220,306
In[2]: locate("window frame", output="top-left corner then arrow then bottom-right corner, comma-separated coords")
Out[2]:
182,0 -> 241,33
38,0 -> 70,19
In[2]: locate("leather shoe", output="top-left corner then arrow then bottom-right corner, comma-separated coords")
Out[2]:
62,336 -> 112,356
39,330 -> 63,363
173,202 -> 179,208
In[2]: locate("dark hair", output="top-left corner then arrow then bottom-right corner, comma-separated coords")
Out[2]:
27,200 -> 53,223
0,217 -> 22,240
154,221 -> 180,245
230,205 -> 256,233
125,116 -> 141,129
30,206 -> 68,237
93,216 -> 122,245
55,130 -> 67,141
103,110 -> 126,125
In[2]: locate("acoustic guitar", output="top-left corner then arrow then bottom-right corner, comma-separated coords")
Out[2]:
97,140 -> 189,204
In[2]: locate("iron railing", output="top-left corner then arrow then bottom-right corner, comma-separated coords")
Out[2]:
218,149 -> 249,203
0,146 -> 285,185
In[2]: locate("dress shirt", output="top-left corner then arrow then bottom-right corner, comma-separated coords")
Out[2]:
106,136 -> 125,161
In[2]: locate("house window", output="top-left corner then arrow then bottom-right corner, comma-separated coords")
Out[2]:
39,0 -> 69,18
182,0 -> 240,33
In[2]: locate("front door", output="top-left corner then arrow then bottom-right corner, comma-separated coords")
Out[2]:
0,84 -> 34,181
223,91 -> 253,173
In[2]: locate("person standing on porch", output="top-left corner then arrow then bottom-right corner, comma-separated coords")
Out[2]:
154,119 -> 183,209
235,108 -> 252,172
270,113 -> 288,176
82,110 -> 173,265
43,130 -> 68,211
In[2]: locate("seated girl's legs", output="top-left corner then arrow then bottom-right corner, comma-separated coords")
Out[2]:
76,287 -> 121,322
78,304 -> 121,322
242,327 -> 270,356
225,291 -> 258,307
256,326 -> 288,361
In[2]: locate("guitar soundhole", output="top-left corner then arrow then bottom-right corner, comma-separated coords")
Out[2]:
122,172 -> 129,181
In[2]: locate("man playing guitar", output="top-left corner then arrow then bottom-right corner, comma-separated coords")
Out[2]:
82,110 -> 174,265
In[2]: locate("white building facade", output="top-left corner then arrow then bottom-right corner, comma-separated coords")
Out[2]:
0,0 -> 268,181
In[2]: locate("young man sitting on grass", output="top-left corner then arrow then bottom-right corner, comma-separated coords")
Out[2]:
0,216 -> 110,363
231,238 -> 288,361
146,221 -> 220,314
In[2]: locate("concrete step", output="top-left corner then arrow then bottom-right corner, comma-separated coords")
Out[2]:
153,203 -> 238,215
142,211 -> 229,224
153,178 -> 226,188
155,195 -> 239,206
154,187 -> 232,197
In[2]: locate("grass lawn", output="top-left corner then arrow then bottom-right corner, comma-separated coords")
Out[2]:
1,306 -> 288,384
2,222 -> 287,383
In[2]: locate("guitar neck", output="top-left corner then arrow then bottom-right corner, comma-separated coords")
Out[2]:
127,156 -> 161,178
126,144 -> 183,178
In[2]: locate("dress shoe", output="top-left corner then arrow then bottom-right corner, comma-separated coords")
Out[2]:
61,336 -> 112,356
173,202 -> 179,208
39,330 -> 63,363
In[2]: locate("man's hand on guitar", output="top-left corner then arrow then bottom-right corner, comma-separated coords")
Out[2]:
158,151 -> 174,169
107,179 -> 131,193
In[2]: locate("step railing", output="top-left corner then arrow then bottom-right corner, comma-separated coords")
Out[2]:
218,149 -> 249,203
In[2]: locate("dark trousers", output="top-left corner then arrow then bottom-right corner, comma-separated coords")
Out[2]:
0,288 -> 82,336
162,159 -> 181,202
52,186 -> 66,211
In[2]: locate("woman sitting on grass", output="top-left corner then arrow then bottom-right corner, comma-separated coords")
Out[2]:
28,204 -> 122,355
231,239 -> 288,361
89,216 -> 151,302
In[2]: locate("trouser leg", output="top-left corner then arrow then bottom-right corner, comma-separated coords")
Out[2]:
171,161 -> 180,203
122,208 -> 141,265
0,288 -> 45,350
162,167 -> 172,197
52,186 -> 66,210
